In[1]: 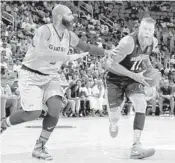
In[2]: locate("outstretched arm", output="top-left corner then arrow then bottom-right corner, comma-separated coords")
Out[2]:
67,52 -> 89,61
69,31 -> 109,57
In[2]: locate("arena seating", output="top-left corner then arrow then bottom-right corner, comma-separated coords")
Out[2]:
1,1 -> 175,117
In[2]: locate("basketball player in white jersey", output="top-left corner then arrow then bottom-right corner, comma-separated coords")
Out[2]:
1,5 -> 115,161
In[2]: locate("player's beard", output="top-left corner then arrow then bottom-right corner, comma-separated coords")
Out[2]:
139,35 -> 153,46
62,18 -> 73,31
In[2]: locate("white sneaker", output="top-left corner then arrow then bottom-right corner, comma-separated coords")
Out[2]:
32,140 -> 53,161
109,122 -> 119,138
130,143 -> 155,159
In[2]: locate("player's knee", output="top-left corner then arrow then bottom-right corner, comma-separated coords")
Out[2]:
136,98 -> 147,113
109,98 -> 124,110
129,94 -> 147,113
43,113 -> 58,132
46,95 -> 63,117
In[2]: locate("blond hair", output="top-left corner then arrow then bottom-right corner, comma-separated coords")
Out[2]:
141,17 -> 156,25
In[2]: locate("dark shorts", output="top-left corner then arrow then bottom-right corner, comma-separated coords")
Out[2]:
105,72 -> 144,108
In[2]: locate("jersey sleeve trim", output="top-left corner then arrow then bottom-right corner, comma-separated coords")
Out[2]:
45,25 -> 51,41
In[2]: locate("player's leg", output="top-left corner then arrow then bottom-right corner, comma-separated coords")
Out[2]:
147,98 -> 156,116
32,80 -> 64,160
1,83 -> 43,133
75,98 -> 80,116
66,99 -> 76,117
6,98 -> 18,115
127,83 -> 155,159
158,97 -> 164,115
150,98 -> 156,116
106,81 -> 125,138
170,96 -> 174,115
0,97 -> 7,130
1,96 -> 7,120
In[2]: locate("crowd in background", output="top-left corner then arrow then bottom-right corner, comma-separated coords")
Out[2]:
1,1 -> 175,118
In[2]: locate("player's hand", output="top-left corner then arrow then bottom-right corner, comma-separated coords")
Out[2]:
133,70 -> 152,87
104,48 -> 118,58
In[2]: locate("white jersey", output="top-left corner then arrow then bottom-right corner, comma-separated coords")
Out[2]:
22,24 -> 70,74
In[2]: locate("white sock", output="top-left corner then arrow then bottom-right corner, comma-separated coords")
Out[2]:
109,109 -> 121,124
133,130 -> 141,145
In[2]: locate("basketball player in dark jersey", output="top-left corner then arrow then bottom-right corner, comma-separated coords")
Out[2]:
105,17 -> 161,159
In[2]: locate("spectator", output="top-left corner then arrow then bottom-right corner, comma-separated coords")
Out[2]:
66,80 -> 81,117
122,25 -> 130,35
79,81 -> 90,116
1,51 -> 8,69
43,12 -> 51,23
1,66 -> 18,118
1,0 -> 174,118
67,74 -> 73,85
145,86 -> 158,116
89,79 -> 103,116
158,79 -> 174,115
13,59 -> 22,73
9,35 -> 18,54
0,42 -> 12,59
63,82 -> 77,117
100,24 -> 109,34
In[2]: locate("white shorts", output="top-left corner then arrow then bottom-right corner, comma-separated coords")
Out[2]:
18,69 -> 65,111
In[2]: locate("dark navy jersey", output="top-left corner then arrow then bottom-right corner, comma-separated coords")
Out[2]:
107,32 -> 158,78
119,32 -> 153,73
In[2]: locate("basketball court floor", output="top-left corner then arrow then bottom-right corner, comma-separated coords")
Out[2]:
1,115 -> 175,163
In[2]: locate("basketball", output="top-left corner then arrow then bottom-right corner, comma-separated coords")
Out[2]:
143,68 -> 161,87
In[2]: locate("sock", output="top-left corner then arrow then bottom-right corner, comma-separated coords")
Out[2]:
133,112 -> 145,145
133,130 -> 141,145
109,107 -> 121,124
38,129 -> 52,145
38,113 -> 58,145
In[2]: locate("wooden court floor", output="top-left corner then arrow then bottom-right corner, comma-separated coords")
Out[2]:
1,115 -> 175,163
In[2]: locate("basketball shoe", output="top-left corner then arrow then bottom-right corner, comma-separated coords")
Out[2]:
109,116 -> 119,138
130,142 -> 155,159
0,118 -> 7,134
32,140 -> 53,161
